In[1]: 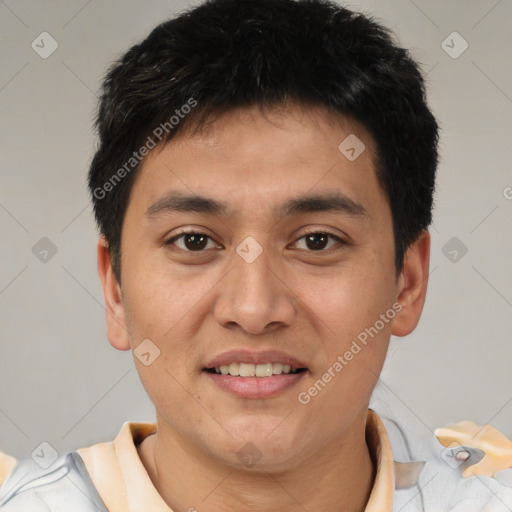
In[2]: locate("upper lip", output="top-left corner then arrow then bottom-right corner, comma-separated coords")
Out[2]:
204,349 -> 308,369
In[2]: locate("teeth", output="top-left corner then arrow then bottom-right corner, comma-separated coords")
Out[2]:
272,363 -> 283,374
239,363 -> 254,377
256,363 -> 273,377
215,362 -> 302,377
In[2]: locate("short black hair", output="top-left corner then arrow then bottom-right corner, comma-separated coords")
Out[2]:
88,0 -> 439,283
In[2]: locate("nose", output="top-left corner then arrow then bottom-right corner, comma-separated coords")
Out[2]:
213,244 -> 297,336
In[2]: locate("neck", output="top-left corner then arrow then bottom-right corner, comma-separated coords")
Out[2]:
138,410 -> 375,512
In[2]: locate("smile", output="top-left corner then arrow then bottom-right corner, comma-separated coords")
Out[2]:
206,362 -> 306,377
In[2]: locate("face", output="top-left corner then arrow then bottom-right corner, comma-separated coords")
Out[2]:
98,104 -> 429,471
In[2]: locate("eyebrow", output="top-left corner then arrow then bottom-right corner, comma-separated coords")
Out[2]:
145,191 -> 368,219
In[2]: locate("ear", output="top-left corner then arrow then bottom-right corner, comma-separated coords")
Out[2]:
391,230 -> 431,337
97,236 -> 131,351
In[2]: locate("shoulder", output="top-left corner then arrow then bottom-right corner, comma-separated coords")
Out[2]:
0,451 -> 107,511
0,422 -> 155,511
377,412 -> 512,511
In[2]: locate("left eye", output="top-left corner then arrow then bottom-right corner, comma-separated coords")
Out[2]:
292,232 -> 343,251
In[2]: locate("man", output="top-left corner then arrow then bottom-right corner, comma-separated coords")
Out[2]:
1,0 -> 511,510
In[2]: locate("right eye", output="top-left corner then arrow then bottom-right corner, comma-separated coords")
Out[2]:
164,230 -> 220,252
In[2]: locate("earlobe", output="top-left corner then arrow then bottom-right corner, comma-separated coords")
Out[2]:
391,230 -> 431,337
96,236 -> 131,351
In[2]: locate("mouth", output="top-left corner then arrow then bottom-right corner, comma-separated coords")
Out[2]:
205,362 -> 307,377
203,350 -> 309,398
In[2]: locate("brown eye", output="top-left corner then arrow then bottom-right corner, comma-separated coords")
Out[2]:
165,231 -> 217,251
294,232 -> 344,251
305,233 -> 329,250
182,233 -> 209,250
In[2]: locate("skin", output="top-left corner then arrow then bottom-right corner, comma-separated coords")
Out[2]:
97,103 -> 430,511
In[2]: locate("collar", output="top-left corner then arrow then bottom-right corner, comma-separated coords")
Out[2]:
365,409 -> 395,510
78,409 -> 396,511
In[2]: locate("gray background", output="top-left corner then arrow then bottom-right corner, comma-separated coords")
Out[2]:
0,0 -> 511,460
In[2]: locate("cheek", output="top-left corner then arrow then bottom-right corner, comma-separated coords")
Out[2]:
303,263 -> 395,342
122,253 -> 216,339
299,265 -> 395,409
298,276 -> 393,418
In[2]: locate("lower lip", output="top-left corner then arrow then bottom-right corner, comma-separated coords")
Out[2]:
204,371 -> 307,398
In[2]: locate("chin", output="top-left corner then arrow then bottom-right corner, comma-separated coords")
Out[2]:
212,418 -> 306,470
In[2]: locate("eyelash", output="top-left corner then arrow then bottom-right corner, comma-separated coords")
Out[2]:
164,229 -> 346,253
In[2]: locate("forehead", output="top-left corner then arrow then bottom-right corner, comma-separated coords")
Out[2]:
126,103 -> 386,222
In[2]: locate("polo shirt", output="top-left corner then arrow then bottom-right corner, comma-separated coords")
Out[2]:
1,409 -> 511,511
